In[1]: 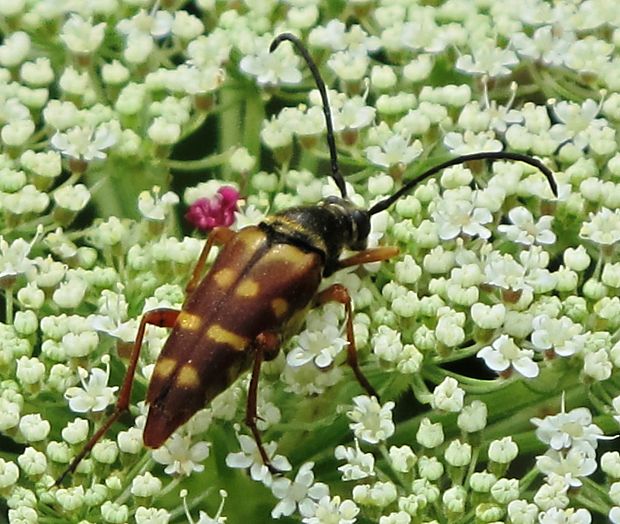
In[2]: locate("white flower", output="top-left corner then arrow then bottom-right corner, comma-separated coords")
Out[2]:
536,447 -> 597,488
60,14 -> 106,55
64,356 -> 118,413
550,98 -> 608,150
240,46 -> 302,86
477,334 -> 539,378
334,439 -> 375,480
347,396 -> 395,444
432,195 -> 493,241
287,324 -> 347,368
511,25 -> 575,66
538,507 -> 592,524
225,432 -> 291,486
271,462 -> 329,518
531,397 -> 609,453
151,433 -> 210,476
531,314 -> 583,355
580,207 -> 620,245
456,39 -> 518,77
365,134 -> 423,168
498,207 -> 556,245
0,233 -> 38,281
431,377 -> 465,412
443,130 -> 502,155
302,495 -> 359,524
138,186 -> 180,221
51,124 -> 117,161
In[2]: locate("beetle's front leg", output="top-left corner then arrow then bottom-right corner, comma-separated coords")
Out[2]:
56,308 -> 179,485
315,284 -> 379,400
186,226 -> 235,295
336,246 -> 399,270
245,331 -> 281,473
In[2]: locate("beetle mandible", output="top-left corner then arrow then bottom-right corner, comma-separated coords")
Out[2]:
57,33 -> 557,483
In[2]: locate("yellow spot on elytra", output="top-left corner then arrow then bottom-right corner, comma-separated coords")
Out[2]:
239,228 -> 266,251
176,364 -> 200,388
214,268 -> 236,288
154,357 -> 176,379
262,243 -> 313,269
271,298 -> 288,318
236,278 -> 259,297
206,324 -> 248,351
177,311 -> 202,331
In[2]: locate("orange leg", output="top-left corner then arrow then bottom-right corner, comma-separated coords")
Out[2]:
336,246 -> 399,270
186,227 -> 235,294
315,284 -> 379,400
56,308 -> 179,485
245,332 -> 280,473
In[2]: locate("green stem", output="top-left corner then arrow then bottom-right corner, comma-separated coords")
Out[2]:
5,287 -> 13,324
165,149 -> 235,171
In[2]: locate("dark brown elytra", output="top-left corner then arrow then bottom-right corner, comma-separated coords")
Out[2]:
56,33 -> 558,484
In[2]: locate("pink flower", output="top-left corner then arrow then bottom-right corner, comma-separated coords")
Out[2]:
185,186 -> 239,231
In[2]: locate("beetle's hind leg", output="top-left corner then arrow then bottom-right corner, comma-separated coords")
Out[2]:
55,308 -> 180,485
315,284 -> 379,401
245,332 -> 282,474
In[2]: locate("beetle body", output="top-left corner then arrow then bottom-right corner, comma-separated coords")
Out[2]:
144,198 -> 369,447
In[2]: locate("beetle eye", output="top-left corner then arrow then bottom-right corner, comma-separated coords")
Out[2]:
351,209 -> 370,245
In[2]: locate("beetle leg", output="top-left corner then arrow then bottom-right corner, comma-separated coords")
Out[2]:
245,332 -> 281,473
315,284 -> 379,400
186,226 -> 235,295
55,308 -> 179,485
336,246 -> 399,270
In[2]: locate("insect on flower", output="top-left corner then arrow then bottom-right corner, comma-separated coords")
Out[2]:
56,33 -> 558,483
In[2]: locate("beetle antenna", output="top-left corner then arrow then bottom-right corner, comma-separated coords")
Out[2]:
270,33 -> 346,198
368,151 -> 558,216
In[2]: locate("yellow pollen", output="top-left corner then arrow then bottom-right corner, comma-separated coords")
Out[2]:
271,298 -> 289,318
214,268 -> 236,288
176,365 -> 200,388
177,311 -> 202,331
154,357 -> 176,379
236,278 -> 259,297
206,324 -> 248,351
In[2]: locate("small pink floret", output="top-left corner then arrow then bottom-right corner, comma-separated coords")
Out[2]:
185,186 -> 240,231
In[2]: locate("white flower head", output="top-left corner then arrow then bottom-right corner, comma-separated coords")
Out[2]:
347,395 -> 395,444
531,396 -> 609,453
138,185 -> 180,221
334,439 -> 375,481
225,431 -> 291,486
51,124 -> 117,161
498,207 -> 556,246
240,42 -> 302,86
64,356 -> 118,413
477,334 -> 539,378
536,446 -> 597,488
151,433 -> 210,476
271,462 -> 329,519
287,323 -> 347,369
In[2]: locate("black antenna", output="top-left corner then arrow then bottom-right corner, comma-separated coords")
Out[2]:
270,33 -> 346,198
368,151 -> 558,216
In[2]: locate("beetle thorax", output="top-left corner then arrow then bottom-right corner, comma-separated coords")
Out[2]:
263,197 -> 371,275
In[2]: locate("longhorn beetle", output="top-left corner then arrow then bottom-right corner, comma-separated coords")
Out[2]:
56,33 -> 557,484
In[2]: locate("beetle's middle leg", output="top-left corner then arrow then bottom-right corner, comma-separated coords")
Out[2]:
315,284 -> 379,400
246,332 -> 281,473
